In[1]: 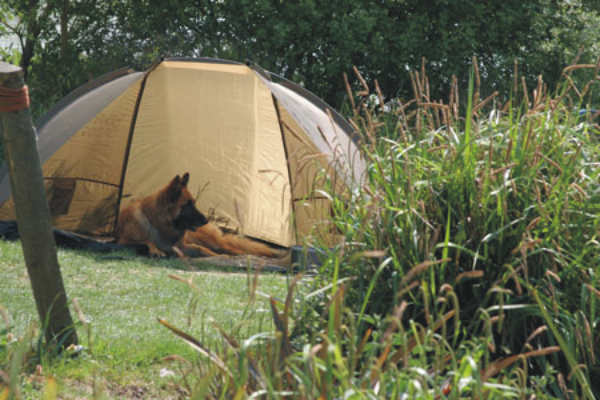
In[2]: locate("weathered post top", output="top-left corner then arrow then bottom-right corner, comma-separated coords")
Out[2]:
0,63 -> 30,113
0,62 -> 21,73
0,62 -> 23,84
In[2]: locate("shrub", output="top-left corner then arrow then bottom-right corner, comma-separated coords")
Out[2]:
161,61 -> 599,398
308,61 -> 600,396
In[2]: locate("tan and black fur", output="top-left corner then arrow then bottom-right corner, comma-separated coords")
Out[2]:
182,223 -> 281,258
116,172 -> 208,257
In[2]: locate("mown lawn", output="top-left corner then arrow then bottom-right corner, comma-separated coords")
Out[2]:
0,239 -> 289,398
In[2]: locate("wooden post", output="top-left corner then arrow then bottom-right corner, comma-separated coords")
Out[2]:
0,62 -> 77,348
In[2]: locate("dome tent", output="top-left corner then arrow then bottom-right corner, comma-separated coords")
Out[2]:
0,58 -> 364,248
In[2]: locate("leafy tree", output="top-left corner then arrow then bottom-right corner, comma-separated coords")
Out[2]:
212,0 -> 600,106
1,0 -> 600,117
1,0 -> 127,116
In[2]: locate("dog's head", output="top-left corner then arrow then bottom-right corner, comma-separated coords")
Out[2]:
165,172 -> 209,231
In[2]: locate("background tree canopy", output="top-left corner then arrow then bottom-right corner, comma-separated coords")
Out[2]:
1,0 -> 600,119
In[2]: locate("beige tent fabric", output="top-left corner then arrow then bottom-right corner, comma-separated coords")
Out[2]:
276,104 -> 342,245
0,78 -> 142,234
276,104 -> 329,199
262,78 -> 365,190
0,198 -> 15,220
121,61 -> 293,246
245,70 -> 293,244
42,80 -> 142,186
36,72 -> 145,165
49,180 -> 120,235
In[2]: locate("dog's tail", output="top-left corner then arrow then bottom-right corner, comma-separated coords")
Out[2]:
221,234 -> 283,258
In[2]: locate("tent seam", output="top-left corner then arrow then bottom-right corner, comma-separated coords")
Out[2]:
112,60 -> 162,235
271,95 -> 298,246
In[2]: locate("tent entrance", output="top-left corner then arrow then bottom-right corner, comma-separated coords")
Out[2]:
44,178 -> 120,236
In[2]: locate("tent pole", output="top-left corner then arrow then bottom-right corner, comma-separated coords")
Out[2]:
112,60 -> 162,234
271,96 -> 299,244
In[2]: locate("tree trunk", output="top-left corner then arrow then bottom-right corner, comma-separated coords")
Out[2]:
60,0 -> 69,59
0,62 -> 78,348
19,0 -> 51,81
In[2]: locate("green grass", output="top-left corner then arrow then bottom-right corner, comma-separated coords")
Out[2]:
2,61 -> 600,399
0,239 -> 288,398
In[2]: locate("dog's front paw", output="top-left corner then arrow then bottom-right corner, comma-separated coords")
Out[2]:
150,250 -> 167,258
147,243 -> 167,258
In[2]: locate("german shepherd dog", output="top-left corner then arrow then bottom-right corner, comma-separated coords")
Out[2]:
116,172 -> 282,259
116,172 -> 208,257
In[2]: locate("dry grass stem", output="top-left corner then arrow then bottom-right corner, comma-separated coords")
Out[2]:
352,66 -> 369,96
521,76 -> 530,108
454,270 -> 484,284
473,91 -> 499,114
562,64 -> 599,74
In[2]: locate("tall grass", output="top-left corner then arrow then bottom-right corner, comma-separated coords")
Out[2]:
155,59 -> 599,398
314,58 -> 600,397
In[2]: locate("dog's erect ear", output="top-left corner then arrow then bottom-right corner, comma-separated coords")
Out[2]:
181,172 -> 190,187
166,174 -> 182,202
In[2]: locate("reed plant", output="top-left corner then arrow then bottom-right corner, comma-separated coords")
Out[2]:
158,58 -> 599,398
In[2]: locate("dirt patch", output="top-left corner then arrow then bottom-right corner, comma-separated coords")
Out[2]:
110,383 -> 148,399
56,377 -> 179,400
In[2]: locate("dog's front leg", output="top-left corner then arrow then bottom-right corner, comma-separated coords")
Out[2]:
179,241 -> 220,257
146,241 -> 167,257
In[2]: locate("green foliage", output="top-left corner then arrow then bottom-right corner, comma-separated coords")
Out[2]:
2,0 -> 600,119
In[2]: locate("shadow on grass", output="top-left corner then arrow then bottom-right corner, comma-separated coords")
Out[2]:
60,244 -> 292,276
0,218 -> 292,275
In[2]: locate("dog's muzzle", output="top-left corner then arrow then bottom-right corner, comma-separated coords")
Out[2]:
174,201 -> 208,231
